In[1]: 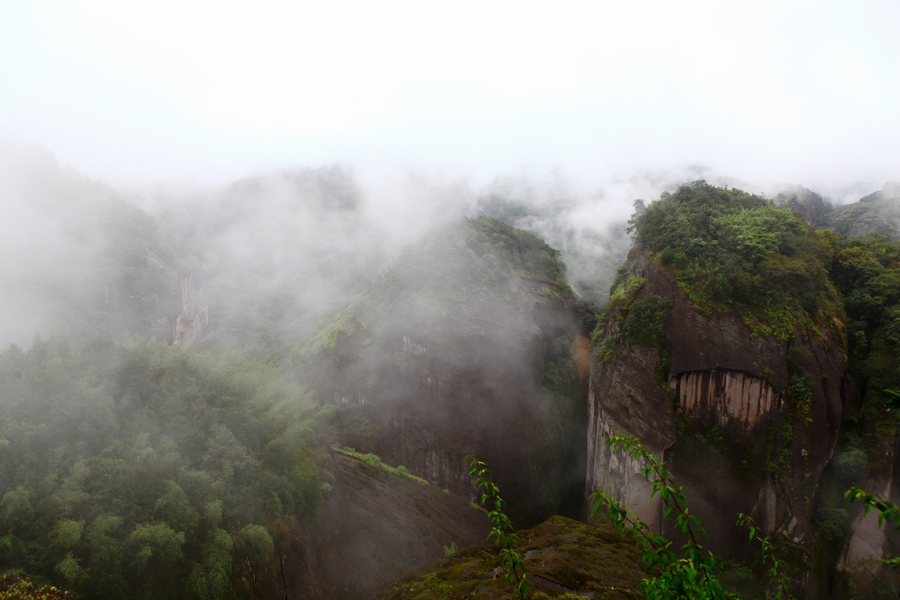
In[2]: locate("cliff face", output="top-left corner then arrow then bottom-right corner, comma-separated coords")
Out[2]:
587,254 -> 847,558
88,265 -> 212,346
302,217 -> 588,526
290,450 -> 488,600
675,370 -> 779,428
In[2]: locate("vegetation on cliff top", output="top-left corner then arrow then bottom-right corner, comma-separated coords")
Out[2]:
373,515 -> 646,599
305,215 -> 573,355
629,181 -> 842,340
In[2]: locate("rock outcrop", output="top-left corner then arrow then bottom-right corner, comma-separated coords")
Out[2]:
824,182 -> 900,239
302,217 -> 588,527
91,265 -> 212,346
372,515 -> 647,600
289,450 -> 488,600
587,253 -> 847,559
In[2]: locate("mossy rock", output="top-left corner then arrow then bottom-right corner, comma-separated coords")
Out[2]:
373,515 -> 646,599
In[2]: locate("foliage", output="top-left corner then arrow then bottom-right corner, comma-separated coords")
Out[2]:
0,572 -> 74,599
592,287 -> 672,383
336,447 -> 429,485
303,215 -> 572,358
845,486 -> 900,569
377,515 -> 646,599
621,295 -> 673,350
629,181 -> 841,340
736,515 -> 793,599
825,234 -> 900,397
590,435 -> 794,599
0,337 -> 328,598
822,234 -> 900,496
465,455 -> 530,599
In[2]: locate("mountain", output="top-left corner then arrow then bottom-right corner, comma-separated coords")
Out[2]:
7,139 -> 900,598
586,181 -> 900,597
824,182 -> 900,239
0,137 -> 209,347
298,216 -> 590,527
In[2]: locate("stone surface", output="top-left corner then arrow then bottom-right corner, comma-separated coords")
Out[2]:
586,250 -> 847,561
302,219 -> 588,527
289,450 -> 489,600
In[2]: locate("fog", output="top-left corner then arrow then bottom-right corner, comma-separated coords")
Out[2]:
2,1 -> 898,189
4,4 -> 900,596
2,2 -> 897,342
0,133 -> 775,349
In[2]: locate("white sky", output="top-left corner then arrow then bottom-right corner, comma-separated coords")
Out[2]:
2,0 -> 899,189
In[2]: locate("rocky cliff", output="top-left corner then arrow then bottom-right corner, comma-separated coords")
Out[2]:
589,254 -> 846,556
824,182 -> 900,240
88,265 -> 212,346
300,217 -> 588,526
587,183 -> 851,594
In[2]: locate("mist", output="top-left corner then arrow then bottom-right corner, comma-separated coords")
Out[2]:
3,128 -> 896,352
2,2 -> 900,597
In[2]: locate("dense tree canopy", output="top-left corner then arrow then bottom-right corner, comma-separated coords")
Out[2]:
630,181 -> 842,340
0,338 -> 328,599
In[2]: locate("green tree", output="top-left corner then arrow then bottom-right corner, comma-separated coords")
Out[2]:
465,455 -> 530,599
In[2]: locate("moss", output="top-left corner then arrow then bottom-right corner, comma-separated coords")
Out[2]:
304,308 -> 361,354
335,447 -> 429,485
373,516 -> 646,599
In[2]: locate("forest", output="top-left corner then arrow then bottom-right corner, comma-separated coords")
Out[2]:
0,339 -> 329,598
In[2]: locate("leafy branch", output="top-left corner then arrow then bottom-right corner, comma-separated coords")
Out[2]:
845,485 -> 900,569
465,454 -> 530,599
736,514 -> 793,599
591,435 -> 794,599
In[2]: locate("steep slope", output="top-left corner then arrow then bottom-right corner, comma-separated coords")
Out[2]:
147,165 -> 385,357
300,217 -> 588,526
812,231 -> 900,597
290,450 -> 488,600
587,182 -> 847,574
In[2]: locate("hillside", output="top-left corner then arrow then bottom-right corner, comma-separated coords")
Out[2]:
824,182 -> 900,240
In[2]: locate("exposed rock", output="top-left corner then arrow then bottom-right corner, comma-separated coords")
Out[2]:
90,265 -> 212,346
289,450 -> 489,600
825,182 -> 900,239
775,185 -> 833,227
586,252 -> 847,561
842,478 -> 892,572
302,217 -> 588,527
675,370 -> 779,430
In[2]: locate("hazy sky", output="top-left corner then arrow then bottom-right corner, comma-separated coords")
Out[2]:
2,0 -> 899,188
